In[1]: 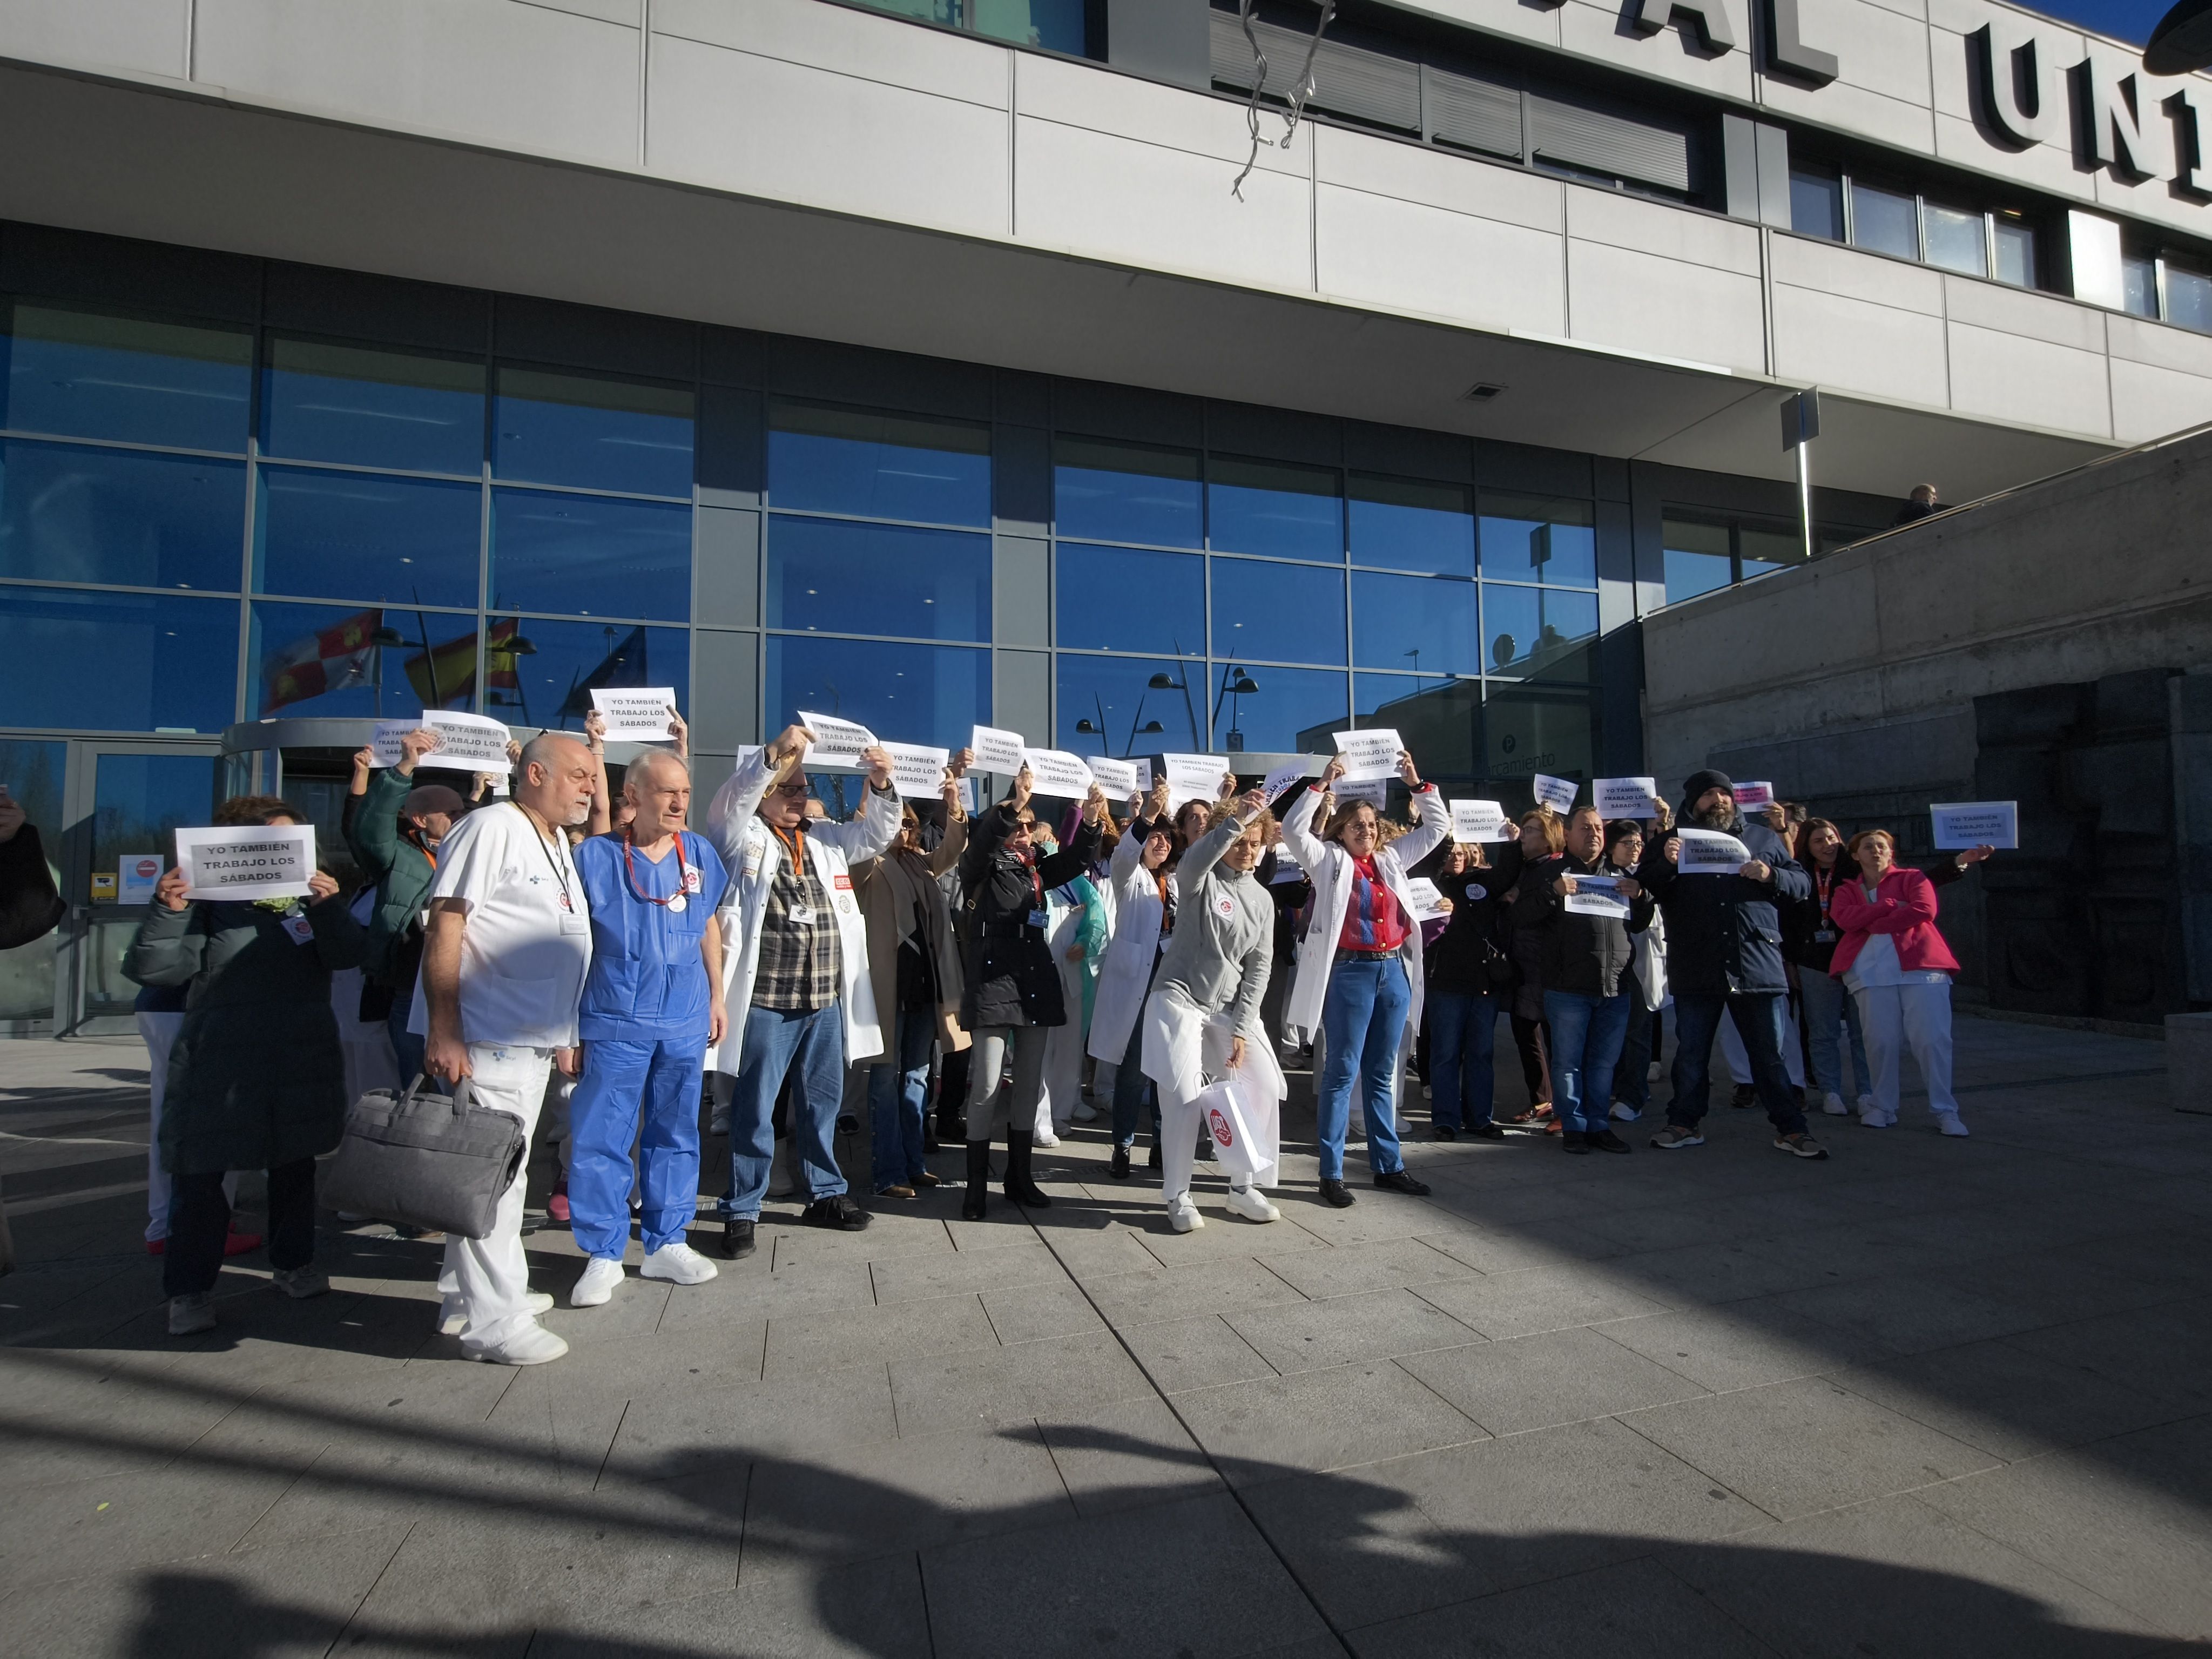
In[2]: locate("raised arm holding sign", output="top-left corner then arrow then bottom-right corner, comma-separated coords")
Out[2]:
1331,729 -> 1403,784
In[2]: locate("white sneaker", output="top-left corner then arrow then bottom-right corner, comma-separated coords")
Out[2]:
1822,1092 -> 1850,1117
1936,1114 -> 1970,1137
1166,1193 -> 1205,1233
570,1257 -> 626,1307
1224,1185 -> 1280,1224
439,1290 -> 551,1336
640,1240 -> 719,1285
464,1319 -> 569,1366
1609,1102 -> 1640,1122
1033,1125 -> 1061,1148
1648,1062 -> 1662,1082
1071,1102 -> 1100,1123
1856,1094 -> 1877,1117
1858,1107 -> 1894,1128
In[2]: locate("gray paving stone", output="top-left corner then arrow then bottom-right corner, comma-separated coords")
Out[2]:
1622,1375 -> 2000,1521
1413,1222 -> 1620,1277
649,1253 -> 877,1332
1998,1296 -> 2212,1413
1397,1325 -> 1708,1437
1410,1264 -> 1672,1339
606,1361 -> 900,1479
767,1211 -> 956,1271
1829,1338 -> 2192,1461
1346,1553 -> 1775,1657
1083,1255 -> 1310,1329
888,1327 -> 1151,1438
1225,1286 -> 1481,1373
1776,1270 -> 2048,1357
761,1291 -> 1000,1379
531,1554 -> 931,1659
1036,1393 -> 1225,1515
1173,1360 -> 1485,1487
1253,1236 -> 1480,1299
1026,1225 -> 1161,1282
1592,1298 -> 1895,1393
1132,1208 -> 1328,1265
1601,1237 -> 1847,1305
0,1459 -> 300,1589
1115,1312 -> 1278,1394
980,1278 -> 1105,1344
1241,1463 -> 1494,1629
866,1236 -> 1063,1304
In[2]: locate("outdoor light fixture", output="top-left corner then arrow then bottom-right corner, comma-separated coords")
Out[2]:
2147,0 -> 2212,72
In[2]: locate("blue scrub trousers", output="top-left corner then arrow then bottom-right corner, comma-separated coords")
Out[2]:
720,1003 -> 847,1220
1425,989 -> 1496,1130
1542,989 -> 1633,1135
868,1008 -> 933,1191
569,1037 -> 704,1258
1317,954 -> 1411,1181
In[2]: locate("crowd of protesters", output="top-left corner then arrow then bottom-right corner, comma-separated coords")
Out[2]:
0,727 -> 1997,1359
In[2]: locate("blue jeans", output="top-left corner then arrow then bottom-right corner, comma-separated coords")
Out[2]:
867,1008 -> 933,1190
1669,992 -> 1806,1137
1110,1007 -> 1160,1151
1426,989 -> 1497,1130
1542,989 -> 1633,1136
570,1035 -> 703,1257
1798,968 -> 1870,1099
387,1003 -> 427,1089
1317,955 -> 1410,1180
720,1003 -> 846,1219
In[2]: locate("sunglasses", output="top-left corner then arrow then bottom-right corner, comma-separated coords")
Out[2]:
770,781 -> 809,798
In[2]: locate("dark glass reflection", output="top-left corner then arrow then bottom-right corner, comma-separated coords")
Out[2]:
261,338 -> 486,475
491,488 -> 691,621
0,586 -> 238,732
967,0 -> 1089,51
765,634 -> 987,752
254,600 -> 412,717
1347,672 -> 1479,784
1851,181 -> 1918,260
488,616 -> 690,733
1662,516 -> 1732,605
1057,653 -> 1206,757
1208,456 -> 1342,562
0,440 -> 245,591
256,467 -> 481,608
1350,570 -> 1482,675
768,401 -> 990,527
765,516 -> 989,642
1054,437 -> 1201,548
1482,584 -> 1598,679
1739,525 -> 1804,581
1348,475 -> 1474,575
1055,543 -> 1203,656
2,304 -> 251,452
494,368 -> 693,497
1210,557 -> 1345,665
1479,493 -> 1596,586
1486,686 -> 1597,785
1210,664 -> 1347,756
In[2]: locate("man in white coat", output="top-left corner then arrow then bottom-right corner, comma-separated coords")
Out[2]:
706,724 -> 901,1260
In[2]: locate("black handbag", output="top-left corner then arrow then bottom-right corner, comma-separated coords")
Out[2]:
321,1074 -> 528,1240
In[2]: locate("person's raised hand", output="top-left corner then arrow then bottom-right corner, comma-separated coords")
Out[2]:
771,725 -> 813,766
859,745 -> 894,790
154,867 -> 190,912
350,746 -> 376,783
1217,771 -> 1237,801
1319,754 -> 1347,788
1010,764 -> 1033,813
1082,783 -> 1108,825
307,869 -> 340,902
948,746 -> 975,778
1237,788 -> 1266,819
1145,775 -> 1172,820
1960,844 -> 1996,865
941,773 -> 965,819
1398,748 -> 1422,788
1663,838 -> 1680,866
666,706 -> 687,759
584,709 -> 607,751
397,727 -> 440,775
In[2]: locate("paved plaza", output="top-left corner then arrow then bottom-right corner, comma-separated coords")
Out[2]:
2,1016 -> 2209,1657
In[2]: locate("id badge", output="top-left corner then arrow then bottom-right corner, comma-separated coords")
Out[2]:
1813,928 -> 1836,943
281,914 -> 315,946
1028,908 -> 1049,930
560,911 -> 589,935
788,904 -> 817,926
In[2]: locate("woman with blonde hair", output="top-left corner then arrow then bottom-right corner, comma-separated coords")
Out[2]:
1281,750 -> 1449,1206
1828,828 -> 1972,1136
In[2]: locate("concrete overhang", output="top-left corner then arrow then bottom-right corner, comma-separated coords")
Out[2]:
0,55 -> 2115,501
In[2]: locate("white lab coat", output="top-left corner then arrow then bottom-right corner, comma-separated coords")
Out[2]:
704,748 -> 903,1071
1278,784 -> 1450,1047
1086,826 -> 1165,1065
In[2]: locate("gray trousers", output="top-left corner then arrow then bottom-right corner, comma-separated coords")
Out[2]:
964,1024 -> 1049,1143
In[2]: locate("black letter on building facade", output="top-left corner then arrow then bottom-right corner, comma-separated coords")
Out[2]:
1763,0 -> 1837,85
1630,0 -> 1736,56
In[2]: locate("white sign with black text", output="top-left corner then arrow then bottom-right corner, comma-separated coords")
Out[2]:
880,741 -> 952,801
589,687 -> 679,742
969,724 -> 1028,775
1931,801 -> 2018,850
1085,755 -> 1141,797
1021,748 -> 1097,799
1594,776 -> 1662,819
177,823 -> 318,901
1676,828 -> 1752,874
1331,728 -> 1403,784
1449,799 -> 1510,842
1563,873 -> 1630,919
796,711 -> 876,767
1162,754 -> 1233,811
1532,773 -> 1579,814
1401,876 -> 1452,924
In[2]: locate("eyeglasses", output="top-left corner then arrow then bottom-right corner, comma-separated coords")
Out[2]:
769,782 -> 809,798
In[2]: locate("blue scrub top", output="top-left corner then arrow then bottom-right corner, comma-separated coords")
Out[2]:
574,830 -> 731,1042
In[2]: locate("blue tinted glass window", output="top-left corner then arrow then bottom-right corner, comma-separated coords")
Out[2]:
1482,584 -> 1598,679
0,440 -> 244,590
1350,570 -> 1482,675
765,634 -> 987,752
1208,456 -> 1341,562
487,616 -> 689,733
344,611 -> 497,712
1056,653 -> 1208,756
254,600 -> 422,717
491,488 -> 690,621
1055,543 -> 1203,656
1349,475 -> 1474,575
1479,493 -> 1596,586
494,368 -> 693,496
1210,556 -> 1345,665
261,338 -> 485,474
2170,264 -> 2212,334
1055,437 -> 1201,548
765,515 -> 989,642
1352,672 -> 1480,784
1212,664 -> 1347,755
3,304 -> 250,451
2123,254 -> 2159,319
1851,181 -> 1919,260
256,468 -> 481,608
0,586 -> 238,731
768,401 -> 990,526
969,0 -> 1090,52
1790,170 -> 1844,241
1662,516 -> 1733,605
1739,524 -> 1804,582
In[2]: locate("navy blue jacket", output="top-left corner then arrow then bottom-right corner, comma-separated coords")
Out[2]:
1636,817 -> 1808,996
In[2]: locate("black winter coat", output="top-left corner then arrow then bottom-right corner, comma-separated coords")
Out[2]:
1784,851 -> 1968,973
1425,843 -> 1524,995
958,805 -> 1103,1029
1636,815 -> 1809,996
1523,853 -> 1653,997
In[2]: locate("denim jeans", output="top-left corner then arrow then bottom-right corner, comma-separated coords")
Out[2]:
1317,955 -> 1411,1180
1542,989 -> 1634,1135
868,1008 -> 934,1190
1425,989 -> 1497,1130
1109,1004 -> 1161,1151
1798,968 -> 1870,1100
720,1003 -> 846,1218
1669,992 -> 1806,1137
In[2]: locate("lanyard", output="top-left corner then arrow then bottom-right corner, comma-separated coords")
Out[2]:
620,830 -> 690,908
517,804 -> 574,913
1815,864 -> 1836,919
771,822 -> 808,884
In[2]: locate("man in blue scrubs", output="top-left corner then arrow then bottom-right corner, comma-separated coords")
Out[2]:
567,747 -> 730,1306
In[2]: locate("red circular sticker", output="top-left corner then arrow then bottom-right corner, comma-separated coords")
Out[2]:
1209,1107 -> 1233,1147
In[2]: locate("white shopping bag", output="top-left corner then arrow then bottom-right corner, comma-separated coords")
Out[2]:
1195,1076 -> 1269,1183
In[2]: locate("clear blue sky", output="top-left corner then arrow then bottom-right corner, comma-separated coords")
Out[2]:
2024,0 -> 2169,44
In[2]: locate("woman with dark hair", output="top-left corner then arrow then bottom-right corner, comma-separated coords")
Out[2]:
126,795 -> 367,1337
1422,838 -> 1522,1141
1499,807 -> 1564,1129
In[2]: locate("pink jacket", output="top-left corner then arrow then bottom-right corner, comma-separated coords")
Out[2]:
1827,866 -> 1960,977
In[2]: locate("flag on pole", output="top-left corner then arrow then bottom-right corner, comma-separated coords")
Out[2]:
262,608 -> 381,712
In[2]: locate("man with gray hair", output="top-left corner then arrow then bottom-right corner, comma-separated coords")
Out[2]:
563,747 -> 730,1307
417,730 -> 599,1365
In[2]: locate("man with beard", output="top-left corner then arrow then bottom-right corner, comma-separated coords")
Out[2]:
1636,769 -> 1826,1160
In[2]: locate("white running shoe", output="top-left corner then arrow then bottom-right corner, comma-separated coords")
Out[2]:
1858,1107 -> 1894,1128
1224,1185 -> 1280,1223
1936,1114 -> 1970,1137
1609,1102 -> 1640,1122
1033,1125 -> 1061,1148
1071,1102 -> 1100,1123
1856,1094 -> 1877,1117
439,1290 -> 551,1336
570,1257 -> 626,1307
1822,1092 -> 1849,1117
641,1240 -> 719,1284
1167,1193 -> 1205,1233
464,1320 -> 569,1367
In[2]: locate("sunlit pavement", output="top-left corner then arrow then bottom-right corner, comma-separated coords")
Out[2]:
3,1015 -> 2208,1658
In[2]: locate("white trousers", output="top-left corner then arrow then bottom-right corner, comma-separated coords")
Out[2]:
1853,981 -> 1958,1118
1142,988 -> 1283,1206
437,1043 -> 553,1352
138,1011 -> 186,1243
1720,1003 -> 1805,1088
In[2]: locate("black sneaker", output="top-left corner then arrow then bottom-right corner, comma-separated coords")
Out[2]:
1773,1132 -> 1830,1161
1465,1121 -> 1507,1141
1148,1142 -> 1162,1170
1589,1130 -> 1633,1155
1650,1125 -> 1704,1150
1373,1170 -> 1432,1196
1561,1131 -> 1593,1155
1319,1178 -> 1357,1208
1110,1145 -> 1132,1181
802,1194 -> 872,1231
1430,1123 -> 1458,1142
721,1217 -> 757,1259
1731,1084 -> 1758,1110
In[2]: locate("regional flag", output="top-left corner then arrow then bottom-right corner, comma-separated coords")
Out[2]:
262,608 -> 382,712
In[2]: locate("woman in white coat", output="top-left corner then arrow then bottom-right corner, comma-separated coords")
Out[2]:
1141,790 -> 1283,1232
1280,750 -> 1449,1208
1089,779 -> 1176,1181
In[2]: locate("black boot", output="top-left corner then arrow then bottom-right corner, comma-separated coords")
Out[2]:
962,1139 -> 991,1222
1003,1128 -> 1053,1209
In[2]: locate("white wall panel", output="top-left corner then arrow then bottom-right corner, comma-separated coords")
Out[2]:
1566,186 -> 1761,276
1798,0 -> 1933,103
1947,321 -> 2111,435
1557,0 -> 1755,99
1568,239 -> 1766,370
2109,358 -> 2212,443
654,0 -> 1006,109
1386,0 -> 1564,49
1018,51 -> 1294,176
1316,127 -> 1561,234
1773,285 -> 1951,405
1771,234 -> 1944,312
1943,275 -> 2107,352
2108,314 -> 2212,377
0,0 -> 187,77
648,33 -> 1008,238
1316,183 -> 1565,335
1757,74 -> 1933,154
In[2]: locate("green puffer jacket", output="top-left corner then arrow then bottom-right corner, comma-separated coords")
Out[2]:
124,894 -> 367,1175
346,766 -> 437,983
